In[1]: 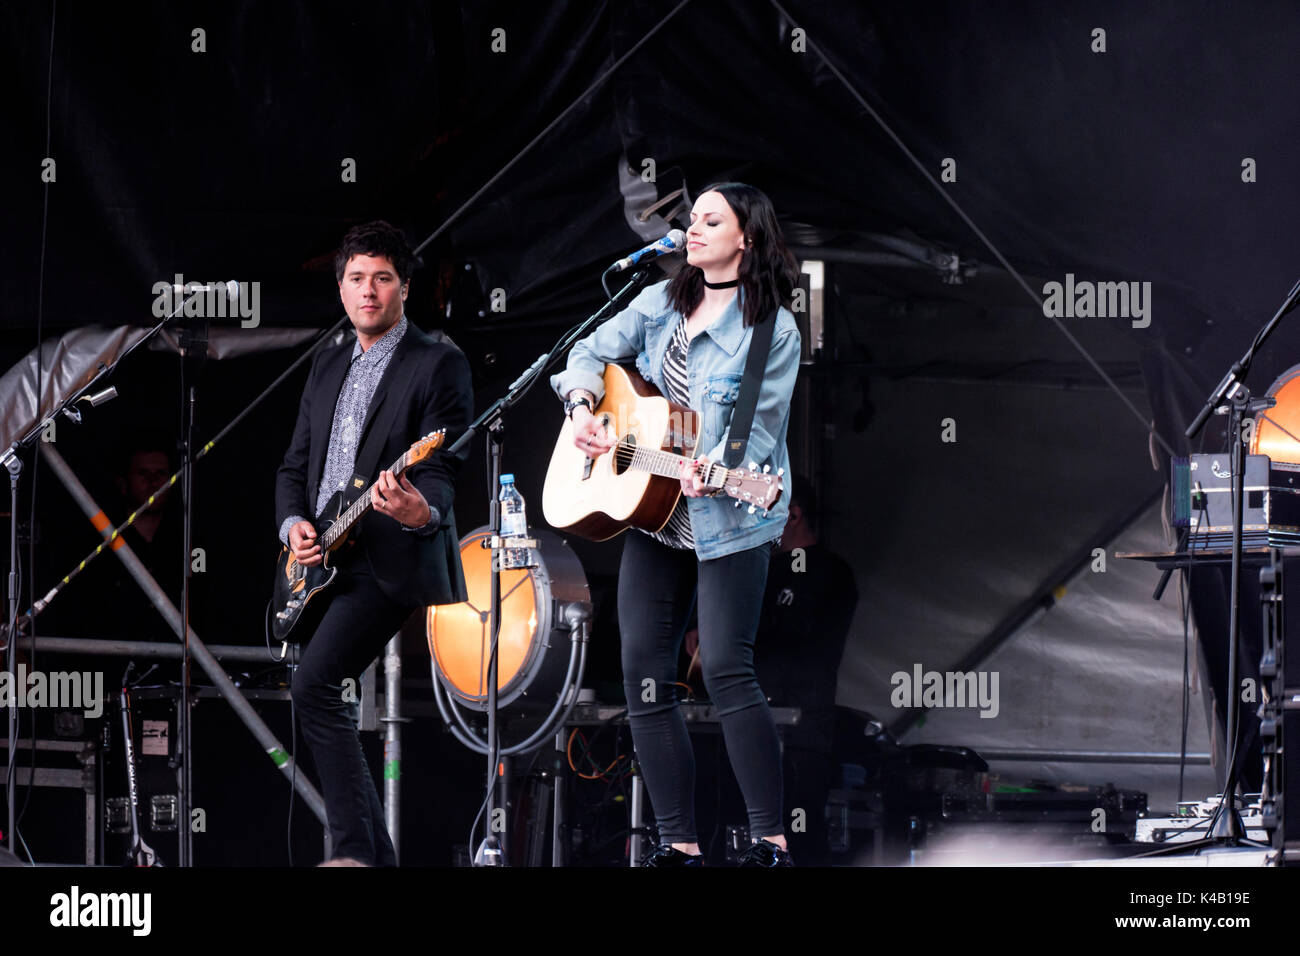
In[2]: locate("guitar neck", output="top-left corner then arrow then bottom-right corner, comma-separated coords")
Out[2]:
612,439 -> 782,514
618,442 -> 728,485
320,451 -> 412,549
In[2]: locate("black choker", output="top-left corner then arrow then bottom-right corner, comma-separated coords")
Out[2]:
702,277 -> 739,289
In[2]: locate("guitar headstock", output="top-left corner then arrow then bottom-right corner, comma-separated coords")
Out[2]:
720,462 -> 784,515
407,429 -> 447,465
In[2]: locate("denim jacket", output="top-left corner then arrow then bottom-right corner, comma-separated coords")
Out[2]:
550,280 -> 801,560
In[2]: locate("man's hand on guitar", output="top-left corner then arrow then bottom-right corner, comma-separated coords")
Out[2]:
571,405 -> 616,458
289,521 -> 322,567
373,470 -> 432,528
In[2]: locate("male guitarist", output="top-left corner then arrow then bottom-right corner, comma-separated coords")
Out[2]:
275,221 -> 473,866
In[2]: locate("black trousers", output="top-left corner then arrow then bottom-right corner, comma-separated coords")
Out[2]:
618,531 -> 783,844
289,559 -> 412,866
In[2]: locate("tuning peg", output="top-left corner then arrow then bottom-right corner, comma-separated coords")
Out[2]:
735,500 -> 742,509
749,460 -> 757,470
777,467 -> 784,477
763,464 -> 770,473
747,505 -> 756,514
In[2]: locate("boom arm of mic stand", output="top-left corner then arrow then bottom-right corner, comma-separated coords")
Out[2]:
1186,362 -> 1246,441
1187,275 -> 1300,442
444,268 -> 656,461
0,287 -> 258,469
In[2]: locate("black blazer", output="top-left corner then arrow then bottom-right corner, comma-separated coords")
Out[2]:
275,323 -> 474,607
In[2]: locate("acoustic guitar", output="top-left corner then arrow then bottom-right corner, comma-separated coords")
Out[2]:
542,364 -> 782,541
269,429 -> 445,642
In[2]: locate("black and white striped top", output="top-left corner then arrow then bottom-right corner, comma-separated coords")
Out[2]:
647,319 -> 695,550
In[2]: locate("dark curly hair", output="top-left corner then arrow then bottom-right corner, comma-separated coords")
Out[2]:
665,182 -> 800,328
333,220 -> 418,284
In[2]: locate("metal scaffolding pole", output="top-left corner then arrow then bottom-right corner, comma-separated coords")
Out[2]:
33,635 -> 299,662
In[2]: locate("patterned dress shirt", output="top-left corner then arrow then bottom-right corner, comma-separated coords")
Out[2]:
278,315 -> 438,544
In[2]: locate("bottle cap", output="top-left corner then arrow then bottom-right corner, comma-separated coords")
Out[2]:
500,474 -> 515,484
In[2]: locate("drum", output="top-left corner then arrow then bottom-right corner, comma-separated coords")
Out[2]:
1251,364 -> 1300,464
427,526 -> 589,712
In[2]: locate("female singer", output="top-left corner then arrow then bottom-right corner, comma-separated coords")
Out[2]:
551,182 -> 801,865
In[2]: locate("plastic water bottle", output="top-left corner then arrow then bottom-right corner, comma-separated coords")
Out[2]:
498,474 -> 529,569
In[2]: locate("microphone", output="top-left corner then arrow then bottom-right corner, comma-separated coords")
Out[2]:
82,387 -> 118,408
167,280 -> 241,300
151,279 -> 253,322
61,386 -> 119,424
609,230 -> 687,272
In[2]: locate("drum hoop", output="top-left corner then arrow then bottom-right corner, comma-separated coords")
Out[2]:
1265,363 -> 1300,397
430,526 -> 587,708
1251,363 -> 1300,460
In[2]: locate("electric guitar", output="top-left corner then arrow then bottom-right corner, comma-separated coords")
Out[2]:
541,364 -> 782,541
269,429 -> 446,642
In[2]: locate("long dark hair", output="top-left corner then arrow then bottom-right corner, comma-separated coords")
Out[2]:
665,182 -> 800,328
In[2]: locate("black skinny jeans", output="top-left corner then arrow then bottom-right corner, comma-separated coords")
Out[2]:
618,531 -> 783,844
289,559 -> 412,866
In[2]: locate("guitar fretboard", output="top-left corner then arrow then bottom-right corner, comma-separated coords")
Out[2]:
608,438 -> 783,513
320,450 -> 412,550
613,441 -> 725,486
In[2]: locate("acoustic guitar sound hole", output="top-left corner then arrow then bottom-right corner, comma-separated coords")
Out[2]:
611,433 -> 635,476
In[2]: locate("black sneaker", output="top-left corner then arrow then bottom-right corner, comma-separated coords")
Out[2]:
736,839 -> 794,867
641,843 -> 705,867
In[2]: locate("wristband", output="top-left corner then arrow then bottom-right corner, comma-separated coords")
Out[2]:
564,396 -> 594,418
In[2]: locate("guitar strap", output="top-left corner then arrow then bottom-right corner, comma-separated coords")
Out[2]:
722,308 -> 778,468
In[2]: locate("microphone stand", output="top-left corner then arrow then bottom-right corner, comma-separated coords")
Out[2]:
175,310 -> 209,868
1172,275 -> 1300,852
448,266 -> 654,866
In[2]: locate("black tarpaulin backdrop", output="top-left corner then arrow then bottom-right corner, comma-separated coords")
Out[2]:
8,0 -> 1300,856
